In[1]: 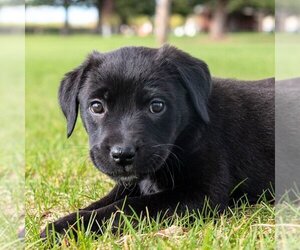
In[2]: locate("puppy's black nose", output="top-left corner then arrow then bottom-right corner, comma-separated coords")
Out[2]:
110,145 -> 135,166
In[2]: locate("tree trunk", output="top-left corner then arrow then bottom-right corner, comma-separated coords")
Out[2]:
61,0 -> 70,35
95,1 -> 103,34
155,0 -> 171,46
210,0 -> 228,39
256,10 -> 264,32
95,0 -> 114,35
276,10 -> 288,32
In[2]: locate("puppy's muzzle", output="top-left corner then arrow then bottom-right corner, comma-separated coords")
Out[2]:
110,145 -> 136,167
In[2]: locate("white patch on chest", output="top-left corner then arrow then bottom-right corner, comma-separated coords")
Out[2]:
139,178 -> 161,195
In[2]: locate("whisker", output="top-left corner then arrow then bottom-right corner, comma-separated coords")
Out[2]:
151,144 -> 184,152
153,153 -> 175,190
151,144 -> 183,174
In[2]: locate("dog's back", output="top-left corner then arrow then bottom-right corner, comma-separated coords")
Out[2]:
276,78 -> 300,200
205,77 -> 275,201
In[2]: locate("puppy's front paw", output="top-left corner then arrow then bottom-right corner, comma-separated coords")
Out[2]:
40,224 -> 63,246
40,223 -> 60,238
40,212 -> 78,243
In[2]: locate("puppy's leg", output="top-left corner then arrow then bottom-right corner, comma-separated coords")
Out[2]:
40,183 -> 138,240
80,184 -> 139,211
41,188 -> 228,238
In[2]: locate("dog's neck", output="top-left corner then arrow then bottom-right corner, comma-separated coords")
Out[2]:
138,176 -> 162,195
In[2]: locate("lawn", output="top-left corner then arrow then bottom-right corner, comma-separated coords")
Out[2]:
26,33 -> 275,249
276,33 -> 300,80
0,35 -> 24,250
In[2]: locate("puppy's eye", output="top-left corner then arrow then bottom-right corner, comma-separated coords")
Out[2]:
149,100 -> 165,114
90,101 -> 104,114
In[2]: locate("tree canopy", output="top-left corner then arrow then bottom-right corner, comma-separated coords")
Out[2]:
114,0 -> 155,23
226,0 -> 275,14
26,0 -> 275,16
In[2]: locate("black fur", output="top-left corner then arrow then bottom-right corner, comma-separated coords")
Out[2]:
41,45 -> 274,239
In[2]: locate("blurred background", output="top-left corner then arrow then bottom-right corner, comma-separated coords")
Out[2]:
1,0 -> 280,42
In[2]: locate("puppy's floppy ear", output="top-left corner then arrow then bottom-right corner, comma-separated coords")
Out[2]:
157,45 -> 212,123
59,51 -> 102,137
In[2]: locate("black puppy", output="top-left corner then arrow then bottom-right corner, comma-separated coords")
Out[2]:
41,45 -> 274,238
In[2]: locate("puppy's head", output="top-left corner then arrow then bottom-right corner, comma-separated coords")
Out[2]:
59,45 -> 211,184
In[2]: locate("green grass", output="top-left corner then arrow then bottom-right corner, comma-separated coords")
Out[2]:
26,33 -> 275,249
276,190 -> 300,250
276,33 -> 300,80
0,35 -> 24,249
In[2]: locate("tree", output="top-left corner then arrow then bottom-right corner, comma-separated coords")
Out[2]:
276,0 -> 300,32
0,0 -> 23,6
61,0 -> 70,34
172,0 -> 204,16
210,0 -> 227,39
114,0 -> 155,25
26,0 -> 84,34
27,0 -> 116,35
94,0 -> 103,33
94,0 -> 114,35
228,0 -> 274,31
207,0 -> 275,39
155,0 -> 171,46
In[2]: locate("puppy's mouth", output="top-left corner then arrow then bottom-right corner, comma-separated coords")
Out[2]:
110,173 -> 139,185
90,146 -> 172,184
